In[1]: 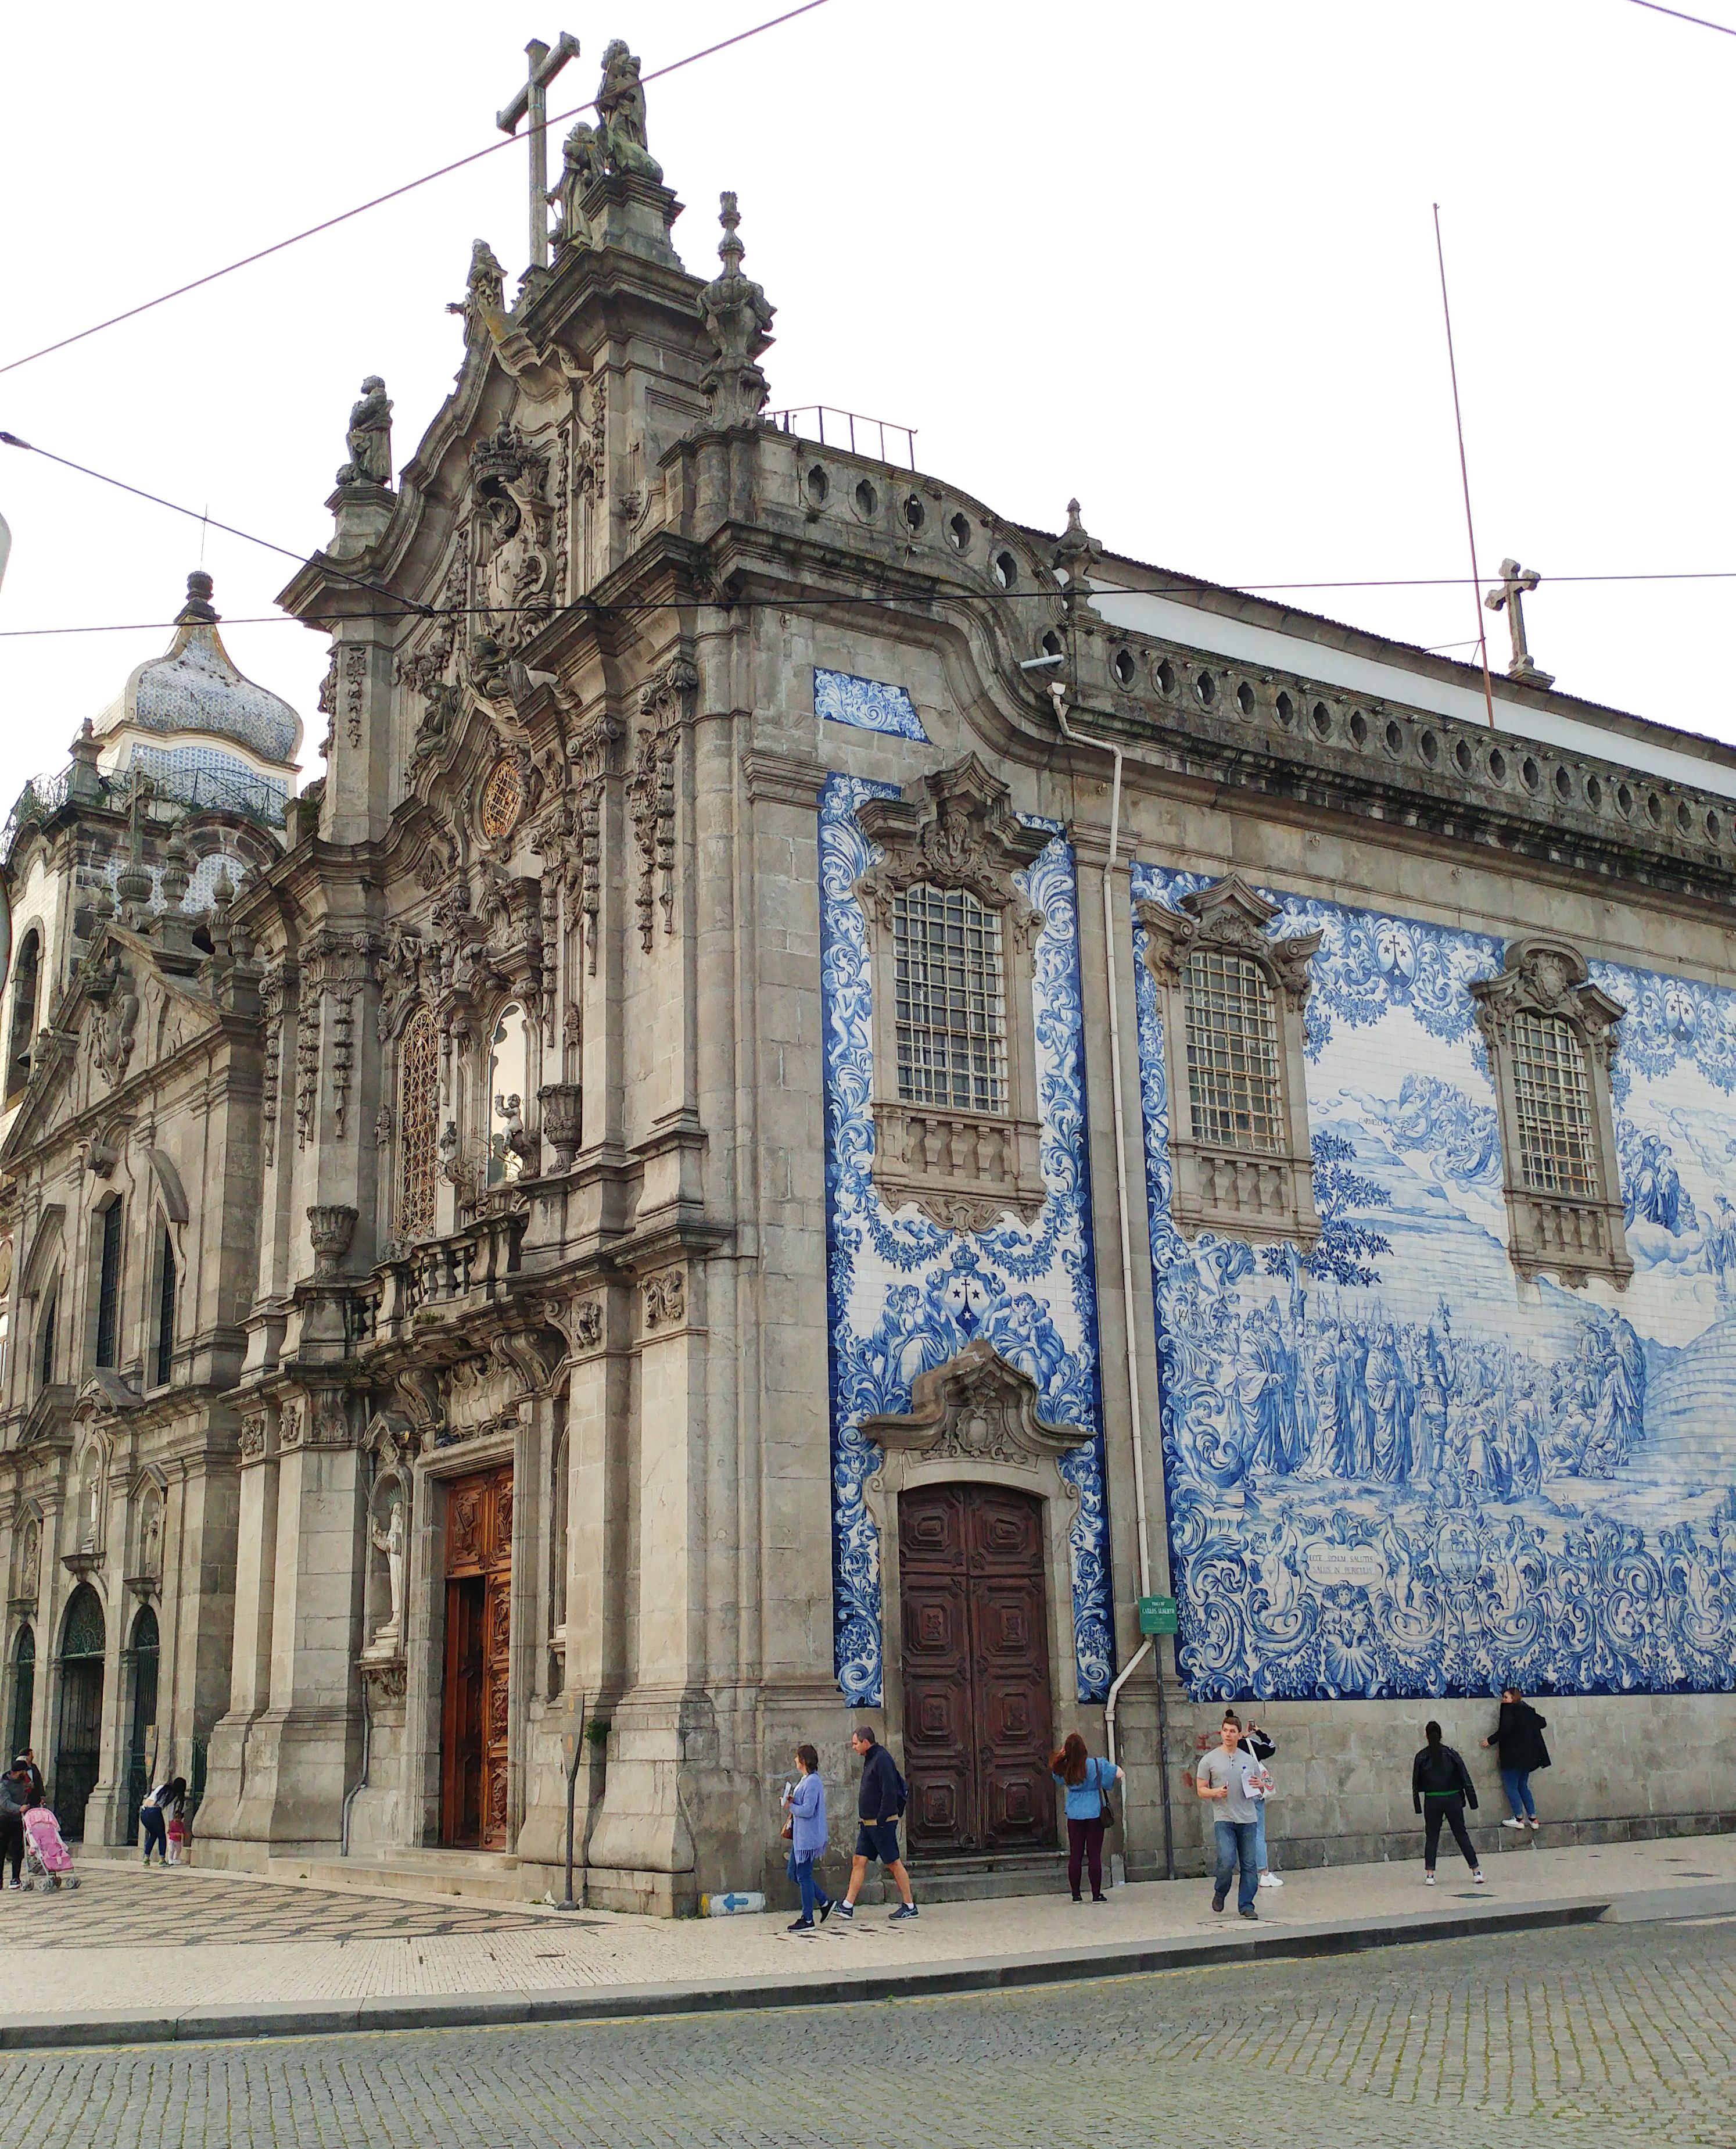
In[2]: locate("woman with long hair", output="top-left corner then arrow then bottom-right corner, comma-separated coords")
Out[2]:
1050,1730 -> 1124,1904
1411,1722 -> 1483,1885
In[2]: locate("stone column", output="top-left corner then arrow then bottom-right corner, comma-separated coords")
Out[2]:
197,1408 -> 279,1857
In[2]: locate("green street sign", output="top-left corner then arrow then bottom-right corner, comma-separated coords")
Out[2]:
1138,1594 -> 1178,1636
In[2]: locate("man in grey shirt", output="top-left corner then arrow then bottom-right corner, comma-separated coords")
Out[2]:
1196,1713 -> 1261,1918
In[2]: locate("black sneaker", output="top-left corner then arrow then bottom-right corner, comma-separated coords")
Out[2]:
888,1902 -> 919,1922
786,1917 -> 815,1933
1211,1893 -> 1226,1913
817,1896 -> 835,1924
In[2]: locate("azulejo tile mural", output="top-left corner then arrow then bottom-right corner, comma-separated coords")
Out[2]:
813,668 -> 930,742
1131,864 -> 1736,1703
820,773 -> 1111,1707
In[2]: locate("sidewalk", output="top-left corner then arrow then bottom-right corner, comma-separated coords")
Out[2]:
3,1832 -> 1731,2051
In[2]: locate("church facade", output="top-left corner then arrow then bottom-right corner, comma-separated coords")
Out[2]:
1,44 -> 1732,1910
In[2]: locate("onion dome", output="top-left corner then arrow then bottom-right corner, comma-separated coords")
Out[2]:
95,572 -> 300,769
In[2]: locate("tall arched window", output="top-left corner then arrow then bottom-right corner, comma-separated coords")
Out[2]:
397,1008 -> 439,1244
153,1223 -> 177,1388
36,1284 -> 57,1392
9,1626 -> 34,1763
5,930 -> 40,1099
95,1201 -> 124,1370
1510,1012 -> 1598,1197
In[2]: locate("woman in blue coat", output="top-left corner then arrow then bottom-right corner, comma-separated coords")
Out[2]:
780,1744 -> 834,1932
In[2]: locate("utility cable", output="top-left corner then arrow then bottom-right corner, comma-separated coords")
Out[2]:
0,2 -> 836,381
1623,0 -> 1736,34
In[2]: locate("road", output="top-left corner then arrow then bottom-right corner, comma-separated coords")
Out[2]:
4,1913 -> 1724,2147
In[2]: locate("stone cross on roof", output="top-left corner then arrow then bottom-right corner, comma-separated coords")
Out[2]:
496,33 -> 580,273
1484,558 -> 1554,689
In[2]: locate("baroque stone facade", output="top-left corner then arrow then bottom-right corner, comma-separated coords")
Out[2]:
1,42 -> 1732,1904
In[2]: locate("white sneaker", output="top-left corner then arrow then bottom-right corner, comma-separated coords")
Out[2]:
1501,1818 -> 1527,1829
1473,1871 -> 1486,1884
1425,1873 -> 1436,1886
1258,1872 -> 1284,1888
1526,1818 -> 1541,1829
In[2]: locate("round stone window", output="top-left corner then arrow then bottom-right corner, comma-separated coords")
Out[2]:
479,755 -> 525,842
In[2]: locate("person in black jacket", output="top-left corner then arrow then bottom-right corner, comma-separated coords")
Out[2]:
1412,1721 -> 1484,1886
0,1761 -> 35,1890
834,1728 -> 917,1923
1483,1688 -> 1550,1831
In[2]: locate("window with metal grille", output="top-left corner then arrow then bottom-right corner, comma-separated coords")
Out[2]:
891,883 -> 1007,1114
1511,1011 -> 1598,1197
1182,947 -> 1283,1151
95,1202 -> 123,1369
397,1008 -> 440,1243
153,1224 -> 176,1388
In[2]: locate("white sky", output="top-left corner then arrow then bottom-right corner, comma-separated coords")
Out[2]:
1,0 -> 1731,814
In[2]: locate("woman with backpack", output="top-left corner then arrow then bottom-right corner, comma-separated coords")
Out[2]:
1051,1731 -> 1124,1904
1411,1722 -> 1484,1886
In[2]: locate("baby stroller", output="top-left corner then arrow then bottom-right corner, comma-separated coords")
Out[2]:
21,1806 -> 79,1890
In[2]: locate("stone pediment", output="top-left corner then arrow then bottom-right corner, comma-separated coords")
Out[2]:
858,1339 -> 1089,1466
0,926 -> 222,1169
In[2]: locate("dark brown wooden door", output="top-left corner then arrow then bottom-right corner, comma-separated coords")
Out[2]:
440,1463 -> 512,1849
899,1484 -> 1053,1856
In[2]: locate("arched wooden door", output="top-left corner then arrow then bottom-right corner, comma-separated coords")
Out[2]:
55,1585 -> 106,1841
440,1465 -> 512,1849
898,1484 -> 1053,1857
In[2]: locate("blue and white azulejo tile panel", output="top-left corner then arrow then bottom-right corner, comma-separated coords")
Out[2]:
1131,862 -> 1736,1704
814,668 -> 930,742
820,772 -> 1111,1707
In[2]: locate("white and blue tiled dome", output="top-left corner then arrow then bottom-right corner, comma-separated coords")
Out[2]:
95,572 -> 301,771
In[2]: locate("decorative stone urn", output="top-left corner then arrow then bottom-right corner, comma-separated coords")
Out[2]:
538,1083 -> 583,1170
307,1202 -> 359,1280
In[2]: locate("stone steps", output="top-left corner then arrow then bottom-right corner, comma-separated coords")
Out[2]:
898,1849 -> 1070,1904
268,1850 -> 561,1909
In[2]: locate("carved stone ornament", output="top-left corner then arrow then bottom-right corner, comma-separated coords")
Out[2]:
1469,937 -> 1632,1290
469,421 -> 556,656
1136,873 -> 1324,1251
88,954 -> 141,1087
360,1655 -> 408,1704
627,660 -> 698,951
699,192 -> 775,429
858,1338 -> 1089,1467
537,1082 -> 583,1169
641,1266 -> 686,1333
279,1404 -> 303,1450
239,1410 -> 268,1462
851,755 -> 1050,1233
542,1294 -> 603,1356
307,1203 -> 358,1280
336,376 -> 393,490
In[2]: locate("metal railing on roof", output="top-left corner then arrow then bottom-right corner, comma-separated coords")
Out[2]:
1,758 -> 287,863
769,406 -> 918,471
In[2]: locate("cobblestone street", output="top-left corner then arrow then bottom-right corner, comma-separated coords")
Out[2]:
3,1914 -> 1726,2147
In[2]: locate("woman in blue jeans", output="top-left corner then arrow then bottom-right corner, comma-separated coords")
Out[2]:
1051,1731 -> 1125,1903
780,1745 -> 834,1932
1483,1688 -> 1550,1829
139,1775 -> 186,1867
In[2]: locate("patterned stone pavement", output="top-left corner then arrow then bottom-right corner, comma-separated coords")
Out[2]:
0,1918 -> 1726,2147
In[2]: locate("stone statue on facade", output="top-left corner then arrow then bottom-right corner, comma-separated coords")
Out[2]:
336,377 -> 393,490
447,239 -> 508,339
369,1498 -> 406,1645
549,119 -> 602,251
595,41 -> 662,182
700,194 -> 775,428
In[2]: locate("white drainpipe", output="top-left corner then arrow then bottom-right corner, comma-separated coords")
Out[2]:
1048,678 -> 1175,1881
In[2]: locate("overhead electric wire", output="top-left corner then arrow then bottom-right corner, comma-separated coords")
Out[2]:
0,0 -> 837,381
1623,0 -> 1736,34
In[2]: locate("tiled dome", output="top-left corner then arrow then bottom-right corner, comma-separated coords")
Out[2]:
96,572 -> 300,768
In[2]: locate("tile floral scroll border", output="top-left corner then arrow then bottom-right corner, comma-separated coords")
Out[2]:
1130,862 -> 1736,1704
820,772 -> 1111,1707
814,668 -> 930,743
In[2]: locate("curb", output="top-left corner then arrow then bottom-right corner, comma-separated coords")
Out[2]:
0,1897 -> 1609,2053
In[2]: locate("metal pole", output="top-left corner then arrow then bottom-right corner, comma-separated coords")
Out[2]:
558,1725 -> 581,1910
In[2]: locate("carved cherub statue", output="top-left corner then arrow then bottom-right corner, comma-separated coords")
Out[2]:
336,377 -> 393,489
369,1499 -> 406,1641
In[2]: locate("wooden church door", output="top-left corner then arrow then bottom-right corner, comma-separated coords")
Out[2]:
440,1463 -> 514,1849
898,1484 -> 1054,1857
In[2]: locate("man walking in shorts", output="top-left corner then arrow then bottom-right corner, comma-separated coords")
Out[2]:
835,1727 -> 917,1922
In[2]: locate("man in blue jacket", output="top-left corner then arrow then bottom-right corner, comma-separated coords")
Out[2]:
834,1728 -> 918,1922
